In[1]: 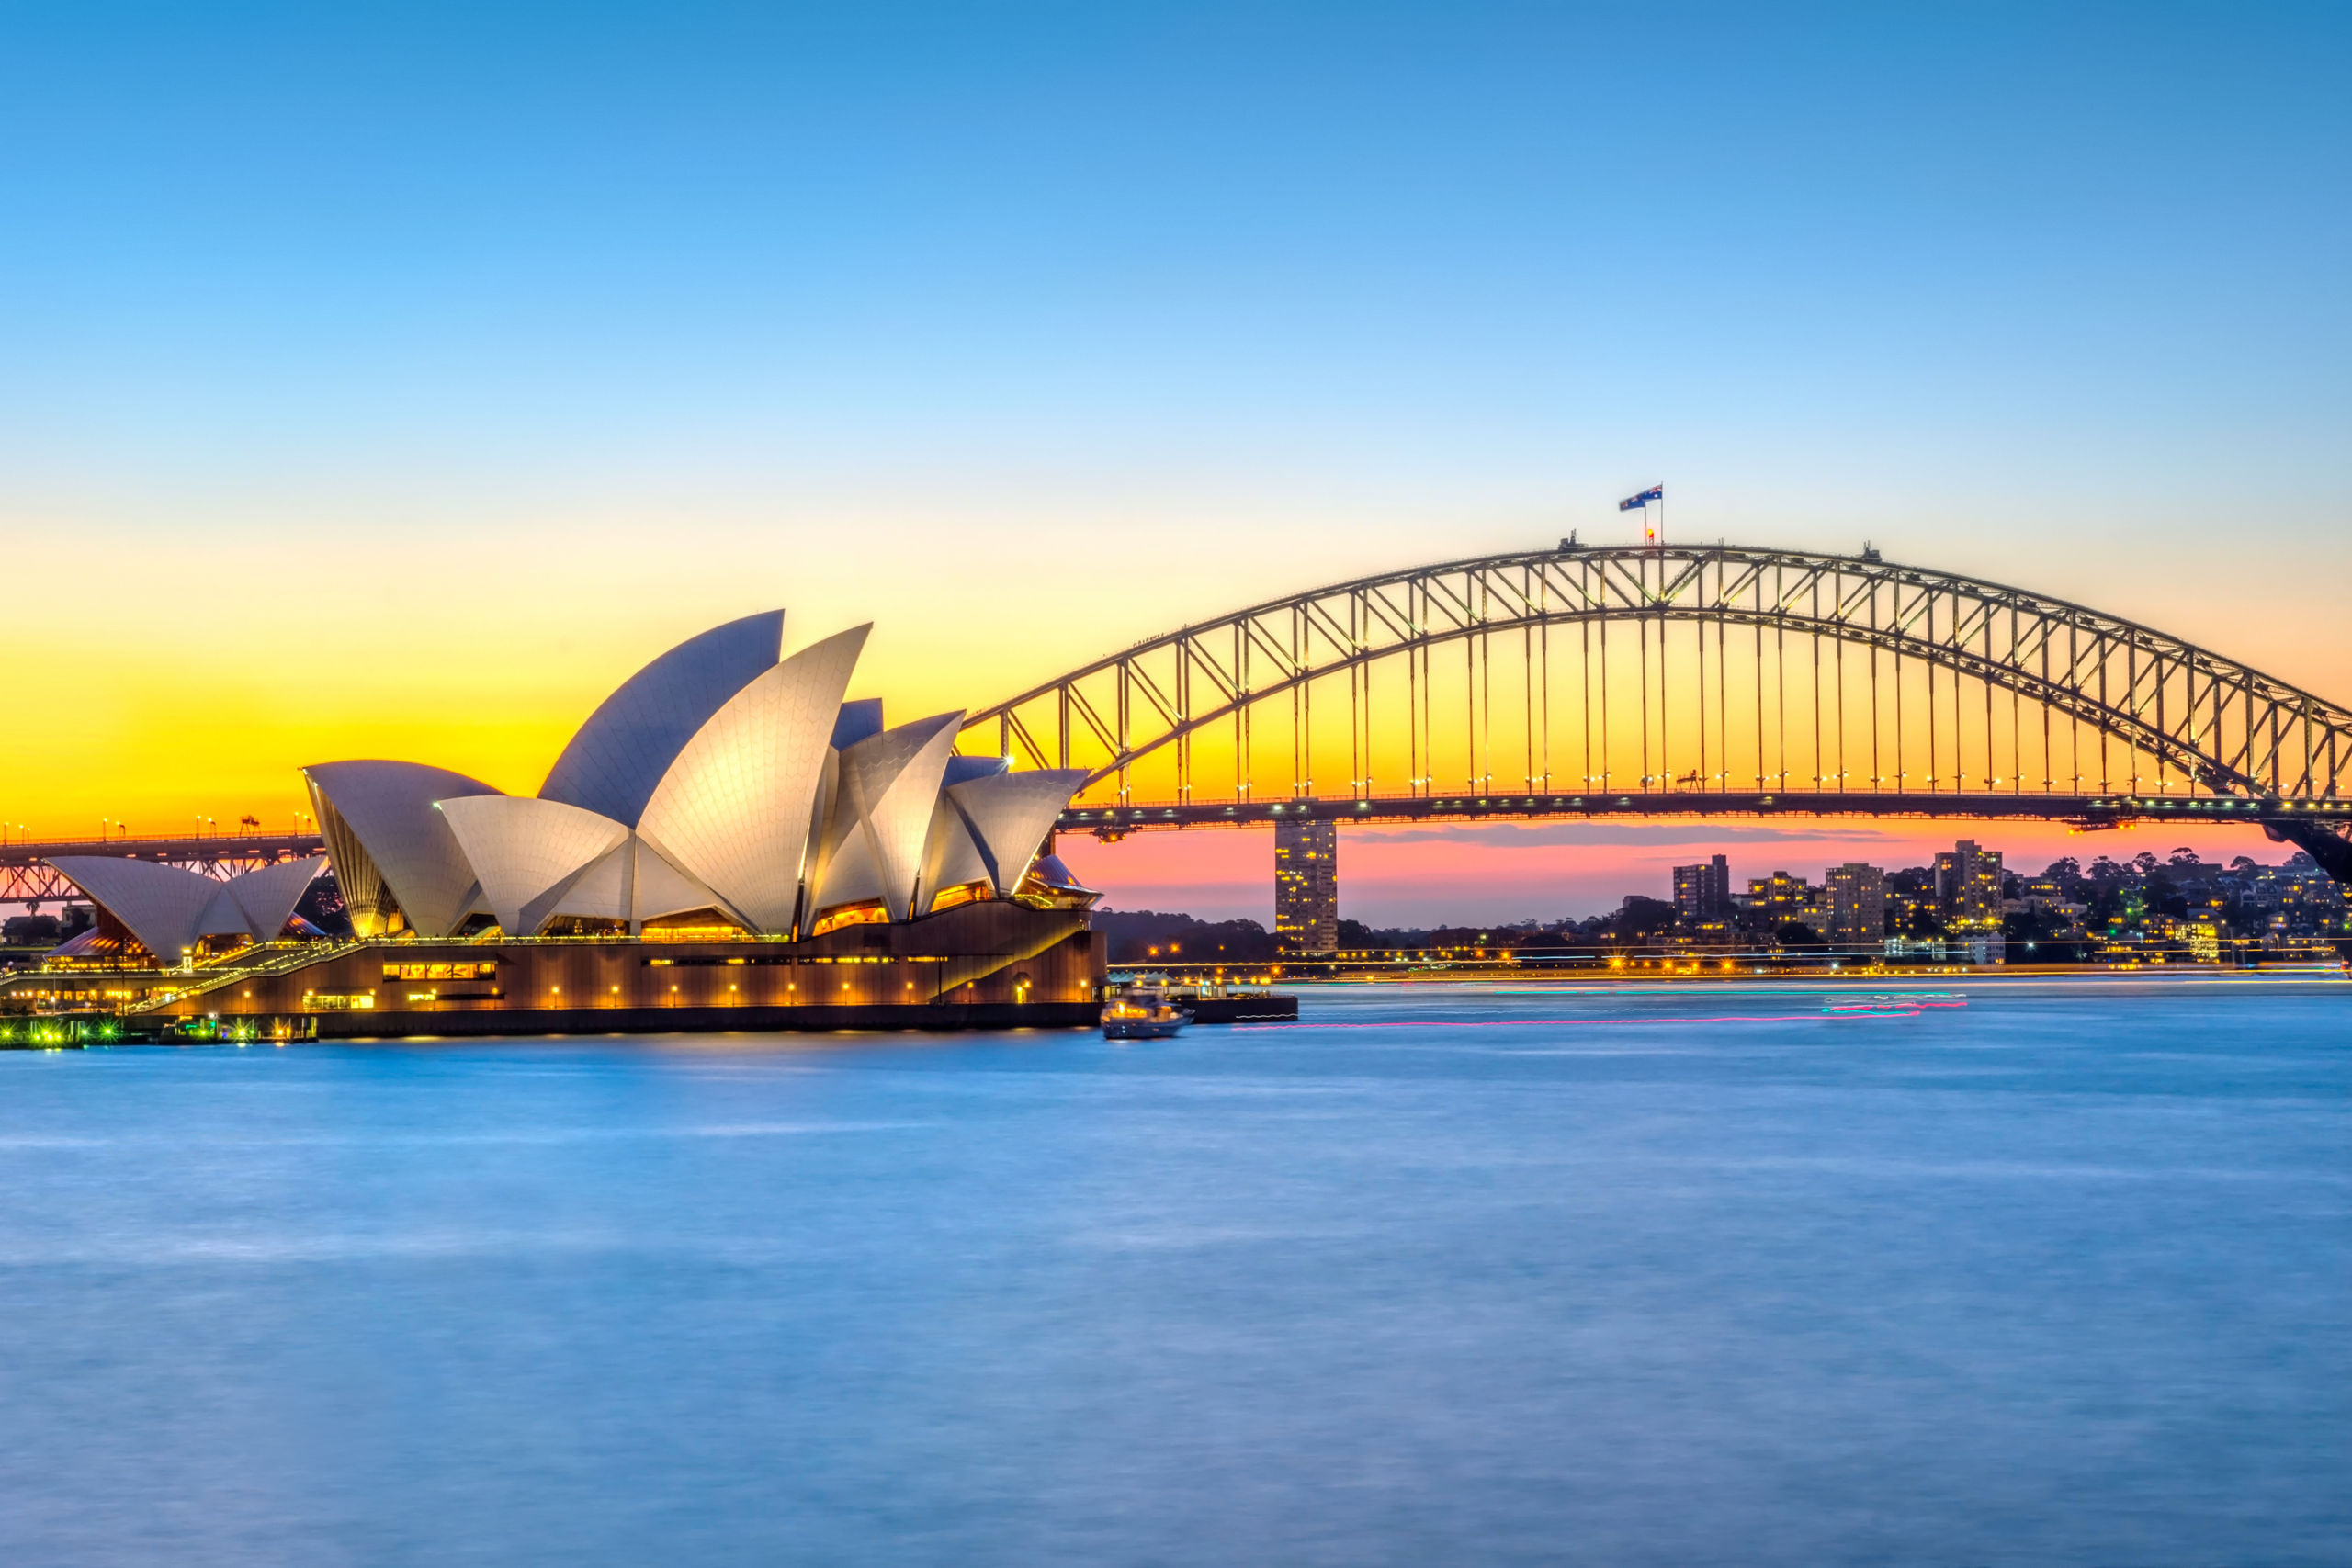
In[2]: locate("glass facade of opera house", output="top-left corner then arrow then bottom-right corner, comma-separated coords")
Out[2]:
16,613 -> 1108,1034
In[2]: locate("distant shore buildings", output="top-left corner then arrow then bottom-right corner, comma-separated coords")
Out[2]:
1087,834 -> 2347,974
1642,836 -> 2346,966
1668,843 -> 2004,962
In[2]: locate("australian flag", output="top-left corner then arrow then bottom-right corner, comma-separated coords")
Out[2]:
1619,485 -> 1663,511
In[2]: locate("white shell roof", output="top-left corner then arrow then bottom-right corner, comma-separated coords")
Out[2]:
538,610 -> 785,828
636,625 -> 870,934
944,769 -> 1090,898
43,854 -> 322,963
831,698 -> 885,750
824,711 -> 964,922
537,834 -> 725,931
796,749 -> 844,915
46,856 -> 240,965
304,761 -> 503,938
435,796 -> 629,936
224,857 -> 327,938
813,818 -> 884,913
545,839 -> 628,924
627,838 -> 726,925
940,754 -> 1011,789
918,794 -> 989,908
1025,852 -> 1091,892
916,754 -> 1012,909
273,616 -> 1080,945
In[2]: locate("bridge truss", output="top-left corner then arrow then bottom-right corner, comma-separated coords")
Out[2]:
961,544 -> 2352,873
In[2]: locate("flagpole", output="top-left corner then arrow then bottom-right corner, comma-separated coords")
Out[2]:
1620,483 -> 1666,547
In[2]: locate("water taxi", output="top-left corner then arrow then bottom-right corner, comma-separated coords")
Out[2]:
1102,981 -> 1193,1040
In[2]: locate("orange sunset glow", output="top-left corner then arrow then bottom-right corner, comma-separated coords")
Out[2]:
16,510 -> 2343,926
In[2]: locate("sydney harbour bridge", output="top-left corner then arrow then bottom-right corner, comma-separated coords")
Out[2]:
956,543 -> 2352,883
6,542 -> 2350,914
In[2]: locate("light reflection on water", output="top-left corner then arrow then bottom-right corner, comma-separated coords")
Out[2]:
0,976 -> 2345,1566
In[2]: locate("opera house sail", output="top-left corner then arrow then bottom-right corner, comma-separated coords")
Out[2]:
32,612 -> 1105,1036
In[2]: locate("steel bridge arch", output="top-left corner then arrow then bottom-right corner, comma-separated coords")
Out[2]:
960,544 -> 2352,813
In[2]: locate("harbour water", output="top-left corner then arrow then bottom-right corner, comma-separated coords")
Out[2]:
1,978 -> 2345,1565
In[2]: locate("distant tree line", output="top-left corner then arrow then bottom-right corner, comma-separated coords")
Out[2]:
1091,909 -> 1283,964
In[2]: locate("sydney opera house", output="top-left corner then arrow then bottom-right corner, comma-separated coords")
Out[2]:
31,613 -> 1107,1035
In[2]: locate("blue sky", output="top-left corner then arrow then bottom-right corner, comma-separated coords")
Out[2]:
4,1 -> 2346,914
8,2 -> 2342,518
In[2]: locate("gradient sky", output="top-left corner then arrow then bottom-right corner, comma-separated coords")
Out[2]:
4,3 -> 2346,919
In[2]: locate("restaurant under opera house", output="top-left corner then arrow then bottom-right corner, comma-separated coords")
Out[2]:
31,612 -> 1108,1035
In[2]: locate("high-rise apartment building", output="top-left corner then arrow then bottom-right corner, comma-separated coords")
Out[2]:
1747,870 -> 1817,914
1933,839 -> 2007,962
1747,870 -> 1826,934
1822,863 -> 1888,947
1934,840 -> 2005,930
1273,818 -> 1340,954
1672,854 -> 1731,922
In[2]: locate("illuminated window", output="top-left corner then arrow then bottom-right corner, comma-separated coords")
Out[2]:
301,991 -> 375,1011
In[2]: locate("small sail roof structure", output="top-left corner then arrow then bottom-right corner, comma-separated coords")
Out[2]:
46,855 -> 324,964
222,856 -> 330,938
943,769 -> 1092,898
818,712 -> 964,921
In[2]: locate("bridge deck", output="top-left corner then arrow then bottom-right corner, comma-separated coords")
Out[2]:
1059,790 -> 2350,835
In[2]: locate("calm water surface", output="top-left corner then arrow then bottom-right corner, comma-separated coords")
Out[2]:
0,978 -> 2345,1566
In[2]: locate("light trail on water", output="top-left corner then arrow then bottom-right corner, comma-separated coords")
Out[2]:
1234,995 -> 1968,1032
